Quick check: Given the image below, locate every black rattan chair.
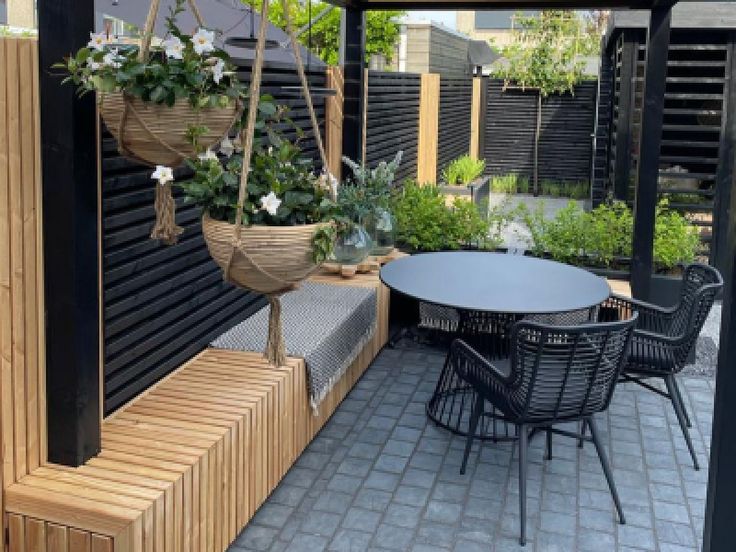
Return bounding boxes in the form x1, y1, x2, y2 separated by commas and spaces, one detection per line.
450, 315, 638, 546
601, 263, 723, 470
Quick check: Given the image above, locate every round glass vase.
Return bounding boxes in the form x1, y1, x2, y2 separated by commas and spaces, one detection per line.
363, 207, 396, 256
332, 224, 373, 265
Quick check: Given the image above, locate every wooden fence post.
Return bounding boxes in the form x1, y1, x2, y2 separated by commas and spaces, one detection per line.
417, 73, 440, 185
470, 77, 482, 160
325, 67, 344, 180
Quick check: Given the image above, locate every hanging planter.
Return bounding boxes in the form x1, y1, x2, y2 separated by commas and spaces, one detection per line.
181, 0, 338, 367
56, 0, 246, 244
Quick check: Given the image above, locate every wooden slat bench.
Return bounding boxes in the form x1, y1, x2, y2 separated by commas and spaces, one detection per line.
5, 273, 389, 552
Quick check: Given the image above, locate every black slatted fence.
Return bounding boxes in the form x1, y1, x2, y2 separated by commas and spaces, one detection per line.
365, 71, 420, 183
437, 77, 473, 177
484, 79, 597, 183
101, 61, 326, 414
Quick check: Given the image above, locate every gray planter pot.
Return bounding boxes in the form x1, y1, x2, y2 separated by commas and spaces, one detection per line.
438, 175, 491, 217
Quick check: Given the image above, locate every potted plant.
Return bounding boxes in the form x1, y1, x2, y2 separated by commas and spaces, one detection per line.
57, 0, 245, 243
438, 155, 490, 214
517, 199, 702, 307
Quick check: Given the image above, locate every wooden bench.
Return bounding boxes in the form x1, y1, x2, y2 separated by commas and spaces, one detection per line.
4, 273, 389, 552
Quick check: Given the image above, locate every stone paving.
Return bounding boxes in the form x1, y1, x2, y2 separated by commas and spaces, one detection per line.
228, 342, 715, 552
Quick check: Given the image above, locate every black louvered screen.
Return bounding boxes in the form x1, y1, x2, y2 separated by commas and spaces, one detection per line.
483, 79, 597, 184
101, 61, 326, 414
437, 77, 473, 178
365, 71, 420, 183
591, 55, 613, 206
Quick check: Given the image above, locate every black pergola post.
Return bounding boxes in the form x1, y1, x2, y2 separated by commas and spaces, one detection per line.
341, 6, 366, 166
612, 31, 637, 201
38, 0, 101, 465
630, 4, 673, 300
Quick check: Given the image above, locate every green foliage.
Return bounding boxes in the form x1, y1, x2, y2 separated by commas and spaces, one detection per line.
56, 0, 244, 109
392, 182, 510, 252
265, 0, 404, 65
654, 200, 701, 269
492, 11, 593, 96
490, 174, 587, 198
490, 174, 529, 194
441, 155, 486, 186
518, 199, 699, 270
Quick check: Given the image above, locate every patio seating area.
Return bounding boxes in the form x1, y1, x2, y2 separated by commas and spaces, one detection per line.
229, 342, 715, 552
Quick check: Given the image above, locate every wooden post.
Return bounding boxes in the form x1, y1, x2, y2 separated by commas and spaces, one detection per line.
38, 0, 101, 466
417, 73, 440, 185
324, 66, 344, 180
340, 7, 365, 168
469, 77, 482, 159
630, 4, 673, 300
704, 152, 736, 552
613, 32, 637, 201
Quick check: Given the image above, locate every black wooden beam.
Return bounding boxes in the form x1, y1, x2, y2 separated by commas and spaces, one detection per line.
703, 132, 736, 552
613, 32, 637, 201
630, 4, 672, 300
711, 31, 736, 277
38, 0, 101, 465
340, 6, 365, 166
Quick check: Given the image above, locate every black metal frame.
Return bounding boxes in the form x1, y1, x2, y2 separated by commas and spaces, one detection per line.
449, 314, 637, 545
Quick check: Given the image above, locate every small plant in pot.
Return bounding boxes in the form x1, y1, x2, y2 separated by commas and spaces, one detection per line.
438, 155, 490, 212
340, 152, 403, 256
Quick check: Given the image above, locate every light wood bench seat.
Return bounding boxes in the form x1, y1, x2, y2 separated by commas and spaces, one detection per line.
5, 274, 389, 552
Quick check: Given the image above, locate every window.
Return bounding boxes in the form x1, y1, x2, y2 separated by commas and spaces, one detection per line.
0, 0, 7, 25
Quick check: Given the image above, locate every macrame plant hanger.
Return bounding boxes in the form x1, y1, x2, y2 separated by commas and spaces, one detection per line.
139, 0, 206, 244
225, 0, 330, 367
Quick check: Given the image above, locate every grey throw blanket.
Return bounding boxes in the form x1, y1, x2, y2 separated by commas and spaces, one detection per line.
211, 282, 377, 413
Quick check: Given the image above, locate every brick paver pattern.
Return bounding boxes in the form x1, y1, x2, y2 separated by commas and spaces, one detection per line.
228, 346, 713, 552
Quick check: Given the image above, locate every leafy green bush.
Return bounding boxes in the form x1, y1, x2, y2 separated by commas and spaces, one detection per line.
490, 174, 525, 194
518, 199, 698, 271
442, 155, 486, 186
392, 182, 509, 251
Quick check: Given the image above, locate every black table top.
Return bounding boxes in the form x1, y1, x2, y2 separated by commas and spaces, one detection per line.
379, 252, 611, 314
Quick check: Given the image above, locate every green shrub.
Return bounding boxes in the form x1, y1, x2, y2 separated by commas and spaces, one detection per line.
442, 155, 486, 186
517, 199, 699, 270
392, 182, 509, 251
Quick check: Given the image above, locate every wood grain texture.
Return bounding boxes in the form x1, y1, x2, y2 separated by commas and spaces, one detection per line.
470, 78, 482, 160
6, 272, 388, 552
325, 67, 344, 180
417, 73, 440, 185
0, 38, 45, 552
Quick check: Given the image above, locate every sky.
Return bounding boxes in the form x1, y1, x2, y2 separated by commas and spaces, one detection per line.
402, 10, 457, 29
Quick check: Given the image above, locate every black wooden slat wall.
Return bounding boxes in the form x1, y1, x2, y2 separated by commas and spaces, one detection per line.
484, 78, 597, 183
592, 55, 613, 206
437, 77, 473, 176
101, 61, 326, 414
365, 71, 420, 183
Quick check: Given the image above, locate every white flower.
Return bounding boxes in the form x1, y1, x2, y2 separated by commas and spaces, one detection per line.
87, 32, 109, 51
163, 36, 184, 60
211, 58, 225, 84
102, 48, 123, 69
198, 149, 218, 162
192, 28, 215, 55
86, 56, 102, 71
259, 192, 282, 216
151, 165, 174, 185
219, 137, 235, 157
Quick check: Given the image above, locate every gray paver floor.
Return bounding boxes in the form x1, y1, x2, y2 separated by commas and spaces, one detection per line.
229, 343, 714, 552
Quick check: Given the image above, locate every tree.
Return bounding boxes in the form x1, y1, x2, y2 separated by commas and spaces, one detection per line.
255, 0, 404, 66
493, 10, 594, 96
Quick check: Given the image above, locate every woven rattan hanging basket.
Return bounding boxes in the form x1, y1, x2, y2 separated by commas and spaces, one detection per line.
100, 92, 242, 167
203, 214, 326, 295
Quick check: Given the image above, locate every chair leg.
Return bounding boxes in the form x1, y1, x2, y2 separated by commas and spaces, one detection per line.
460, 393, 484, 475
578, 420, 586, 448
587, 417, 626, 525
546, 428, 553, 460
670, 375, 692, 428
518, 424, 528, 546
665, 376, 700, 470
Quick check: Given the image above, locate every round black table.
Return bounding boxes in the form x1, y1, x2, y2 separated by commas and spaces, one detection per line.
380, 252, 611, 439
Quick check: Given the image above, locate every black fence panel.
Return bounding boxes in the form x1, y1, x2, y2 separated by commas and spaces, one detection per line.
483, 78, 597, 184
365, 71, 420, 183
437, 77, 473, 179
101, 62, 326, 415
592, 52, 615, 206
